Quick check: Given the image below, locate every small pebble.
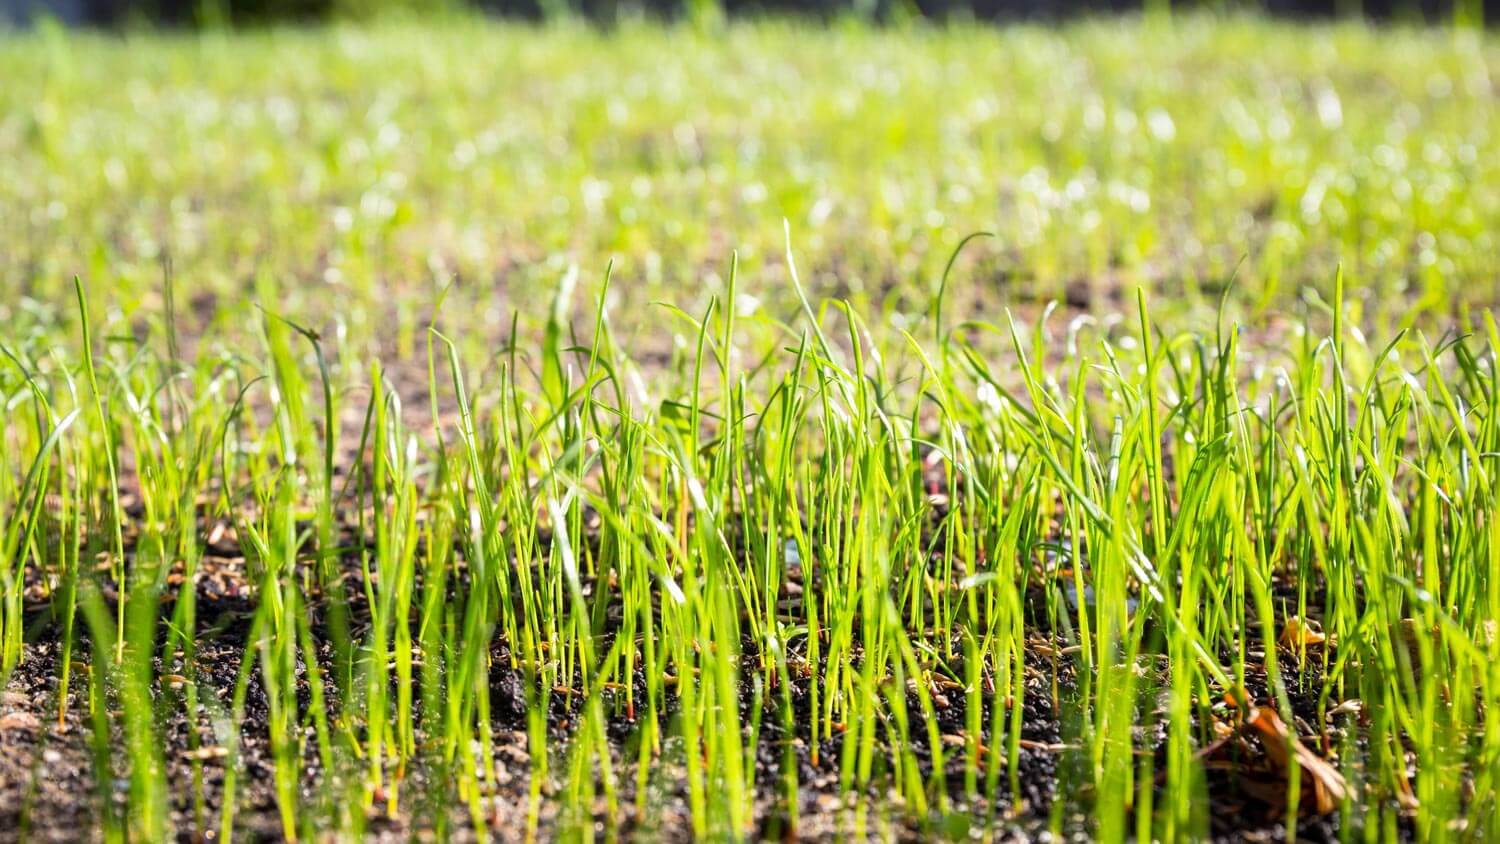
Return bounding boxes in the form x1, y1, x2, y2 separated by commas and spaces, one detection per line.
0, 711, 42, 731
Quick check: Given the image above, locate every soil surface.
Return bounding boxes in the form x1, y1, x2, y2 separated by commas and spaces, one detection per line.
0, 494, 1363, 843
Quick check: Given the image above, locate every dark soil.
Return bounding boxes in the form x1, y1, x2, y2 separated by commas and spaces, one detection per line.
0, 497, 1371, 844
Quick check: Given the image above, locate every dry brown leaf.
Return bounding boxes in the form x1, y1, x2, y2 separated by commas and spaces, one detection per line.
1279, 616, 1326, 648
1242, 703, 1350, 814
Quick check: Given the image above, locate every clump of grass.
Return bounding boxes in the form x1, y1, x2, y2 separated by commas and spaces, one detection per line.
4, 229, 1500, 840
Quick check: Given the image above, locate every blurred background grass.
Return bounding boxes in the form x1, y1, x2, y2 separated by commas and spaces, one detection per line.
3, 15, 1496, 362
3, 0, 1494, 26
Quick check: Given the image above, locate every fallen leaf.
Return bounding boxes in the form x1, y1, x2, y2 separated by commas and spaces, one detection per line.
1241, 703, 1350, 814
1279, 616, 1326, 648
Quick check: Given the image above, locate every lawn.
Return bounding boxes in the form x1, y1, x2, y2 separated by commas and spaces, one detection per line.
1, 12, 1499, 842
